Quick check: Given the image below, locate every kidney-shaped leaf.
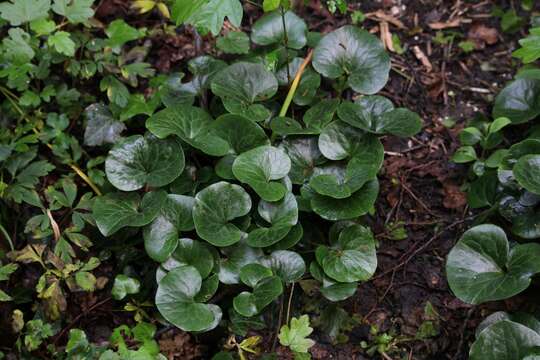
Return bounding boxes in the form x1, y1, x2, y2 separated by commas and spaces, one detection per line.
470, 320, 540, 360
93, 191, 166, 236
338, 97, 422, 137
156, 265, 222, 332
218, 242, 264, 284
105, 134, 184, 191
514, 154, 540, 194
146, 105, 230, 156
233, 276, 283, 317
164, 238, 216, 279
280, 137, 326, 185
84, 103, 126, 146
193, 182, 252, 247
232, 146, 291, 201
446, 224, 540, 304
251, 10, 307, 49
493, 78, 540, 124
247, 192, 298, 247
312, 25, 390, 95
211, 114, 270, 155
262, 250, 305, 283
143, 194, 195, 262
316, 224, 377, 283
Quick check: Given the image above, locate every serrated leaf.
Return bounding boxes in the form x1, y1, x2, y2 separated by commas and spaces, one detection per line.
278, 315, 315, 353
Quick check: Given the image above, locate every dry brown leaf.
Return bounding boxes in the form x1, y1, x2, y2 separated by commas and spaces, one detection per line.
428, 18, 463, 30
380, 21, 395, 52
467, 23, 498, 47
366, 9, 406, 29
412, 46, 433, 72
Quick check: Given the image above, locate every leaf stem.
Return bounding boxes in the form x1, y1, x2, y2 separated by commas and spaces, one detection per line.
69, 164, 102, 196
0, 222, 14, 252
280, 6, 291, 84
285, 282, 295, 324
279, 49, 313, 117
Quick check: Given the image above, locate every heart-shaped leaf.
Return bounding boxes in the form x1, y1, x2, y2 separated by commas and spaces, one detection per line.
162, 238, 215, 279
318, 121, 384, 161
93, 191, 166, 236
446, 224, 540, 304
155, 266, 222, 332
193, 182, 252, 246
493, 78, 540, 124
83, 103, 126, 146
251, 11, 307, 49
247, 192, 298, 247
499, 193, 540, 240
280, 137, 326, 184
338, 97, 422, 137
310, 179, 379, 221
310, 262, 357, 302
218, 242, 264, 284
211, 114, 270, 155
146, 105, 230, 156
476, 312, 540, 337
514, 154, 540, 194
316, 224, 377, 283
143, 194, 195, 262
105, 134, 184, 191
233, 276, 283, 317
232, 146, 291, 201
211, 62, 278, 121
470, 320, 540, 360
262, 250, 305, 283
312, 25, 390, 94
239, 263, 273, 288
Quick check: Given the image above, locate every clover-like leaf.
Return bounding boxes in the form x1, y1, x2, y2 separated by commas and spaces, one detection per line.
146, 105, 230, 156
211, 62, 278, 122
493, 78, 540, 124
143, 195, 195, 262
338, 97, 422, 137
470, 320, 540, 360
247, 192, 298, 247
318, 121, 384, 161
111, 274, 140, 300
310, 179, 379, 221
251, 11, 307, 49
446, 224, 540, 304
232, 146, 291, 202
514, 155, 540, 194
193, 182, 252, 247
156, 266, 222, 332
262, 250, 305, 283
233, 276, 283, 317
316, 224, 377, 283
312, 25, 390, 94
93, 191, 166, 236
105, 134, 184, 191
83, 103, 126, 146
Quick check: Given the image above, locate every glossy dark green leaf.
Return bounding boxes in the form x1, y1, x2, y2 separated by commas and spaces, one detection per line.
239, 263, 273, 287
143, 194, 195, 262
310, 179, 379, 221
320, 282, 357, 302
93, 191, 166, 236
470, 320, 540, 360
105, 134, 184, 191
312, 25, 390, 94
232, 146, 291, 202
146, 105, 230, 156
158, 73, 196, 107
476, 312, 540, 337
169, 238, 215, 279
83, 103, 126, 146
280, 137, 326, 184
211, 114, 269, 154
251, 11, 307, 49
262, 250, 305, 283
155, 266, 222, 332
193, 182, 252, 246
318, 121, 384, 161
211, 62, 278, 120
514, 154, 540, 194
247, 192, 298, 247
493, 78, 540, 124
233, 276, 283, 317
303, 99, 340, 133
218, 242, 264, 284
446, 224, 540, 304
268, 223, 303, 251
216, 31, 250, 54
317, 225, 377, 283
